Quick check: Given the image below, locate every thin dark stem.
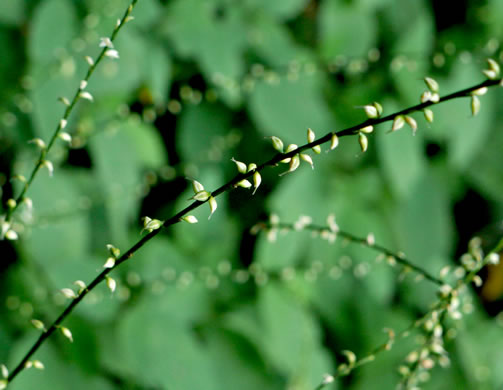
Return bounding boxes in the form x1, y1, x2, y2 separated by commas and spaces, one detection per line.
6, 75, 502, 384
259, 221, 444, 285
314, 238, 503, 390
4, 0, 138, 225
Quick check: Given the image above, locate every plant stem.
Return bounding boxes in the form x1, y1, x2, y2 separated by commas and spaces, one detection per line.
3, 0, 138, 225
256, 221, 444, 285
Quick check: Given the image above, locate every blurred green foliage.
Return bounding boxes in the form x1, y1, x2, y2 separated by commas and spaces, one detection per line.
1, 0, 503, 389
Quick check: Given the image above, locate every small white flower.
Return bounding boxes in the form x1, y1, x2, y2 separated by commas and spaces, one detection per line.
1, 219, 10, 239
360, 125, 374, 134
391, 115, 405, 132
105, 49, 120, 59
252, 171, 261, 195
60, 326, 73, 342
60, 119, 68, 129
247, 163, 257, 172
208, 196, 217, 219
424, 77, 439, 93
80, 80, 88, 90
312, 144, 321, 154
106, 244, 120, 258
231, 157, 247, 174
41, 160, 54, 177
60, 288, 77, 299
32, 360, 44, 370
73, 280, 87, 293
79, 91, 94, 101
342, 350, 357, 366
471, 95, 481, 116
106, 276, 116, 293
362, 105, 378, 118
236, 179, 252, 188
141, 217, 163, 233
103, 257, 115, 268
300, 153, 314, 169
307, 128, 315, 143
59, 96, 70, 106
487, 58, 500, 72
59, 132, 72, 143
28, 138, 46, 149
421, 90, 440, 103
471, 87, 488, 96
5, 230, 18, 241
1, 364, 8, 379
405, 116, 418, 135
192, 180, 204, 193
483, 69, 498, 80
358, 133, 368, 152
99, 37, 113, 48
6, 199, 16, 209
424, 108, 434, 123
192, 190, 211, 202
487, 252, 500, 265
279, 154, 300, 176
327, 214, 339, 232
270, 136, 284, 153
483, 58, 500, 79
85, 56, 94, 66
322, 374, 334, 385
285, 144, 298, 153
472, 275, 483, 287
373, 102, 383, 116
181, 215, 198, 224
12, 174, 26, 183
31, 319, 45, 330
439, 266, 450, 279
439, 284, 452, 297
329, 133, 339, 150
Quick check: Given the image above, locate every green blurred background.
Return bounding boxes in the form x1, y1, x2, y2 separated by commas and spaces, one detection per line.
1, 0, 503, 389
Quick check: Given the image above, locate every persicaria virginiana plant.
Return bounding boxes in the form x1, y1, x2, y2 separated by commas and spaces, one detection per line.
1, 1, 503, 389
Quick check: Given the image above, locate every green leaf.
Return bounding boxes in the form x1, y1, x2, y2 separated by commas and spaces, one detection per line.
131, 0, 164, 27
244, 0, 310, 20
0, 0, 26, 25
433, 60, 494, 170
178, 103, 233, 164
257, 283, 332, 383
248, 74, 334, 141
29, 0, 77, 63
162, 0, 247, 79
117, 293, 218, 390
22, 171, 93, 286
203, 328, 282, 390
393, 173, 453, 270
376, 107, 427, 199
389, 0, 434, 102
466, 120, 503, 202
89, 119, 165, 245
143, 41, 172, 107
318, 0, 377, 59
248, 14, 310, 65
